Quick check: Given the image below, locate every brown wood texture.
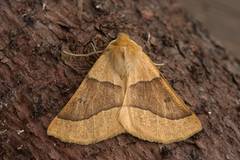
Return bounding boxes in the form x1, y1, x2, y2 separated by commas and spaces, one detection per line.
0, 0, 240, 159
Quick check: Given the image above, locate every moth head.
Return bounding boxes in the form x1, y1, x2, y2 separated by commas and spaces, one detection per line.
106, 33, 143, 61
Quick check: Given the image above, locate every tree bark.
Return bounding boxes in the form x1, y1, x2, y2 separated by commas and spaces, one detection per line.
0, 0, 240, 159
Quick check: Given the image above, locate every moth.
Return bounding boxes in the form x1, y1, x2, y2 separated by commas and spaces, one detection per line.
47, 33, 202, 145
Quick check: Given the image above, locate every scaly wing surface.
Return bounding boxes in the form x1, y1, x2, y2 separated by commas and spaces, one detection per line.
47, 52, 125, 145
119, 52, 202, 144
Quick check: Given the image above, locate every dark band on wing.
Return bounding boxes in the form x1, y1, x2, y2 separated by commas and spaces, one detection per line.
127, 77, 192, 120
58, 77, 124, 121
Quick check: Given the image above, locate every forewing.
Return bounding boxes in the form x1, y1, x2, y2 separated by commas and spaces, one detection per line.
47, 53, 125, 145
119, 52, 202, 144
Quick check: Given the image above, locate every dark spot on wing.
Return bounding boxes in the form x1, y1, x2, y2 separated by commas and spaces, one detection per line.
164, 97, 172, 103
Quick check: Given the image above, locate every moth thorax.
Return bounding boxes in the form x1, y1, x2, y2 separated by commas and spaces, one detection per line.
107, 48, 126, 78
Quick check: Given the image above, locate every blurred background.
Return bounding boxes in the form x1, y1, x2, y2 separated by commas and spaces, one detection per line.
177, 0, 240, 58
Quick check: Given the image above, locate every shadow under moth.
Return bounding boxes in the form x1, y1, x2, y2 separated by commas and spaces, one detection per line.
47, 33, 202, 145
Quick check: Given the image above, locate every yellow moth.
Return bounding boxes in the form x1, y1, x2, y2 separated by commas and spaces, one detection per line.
47, 33, 202, 145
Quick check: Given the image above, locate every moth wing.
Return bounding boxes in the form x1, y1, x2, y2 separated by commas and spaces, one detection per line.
119, 52, 202, 144
47, 52, 125, 145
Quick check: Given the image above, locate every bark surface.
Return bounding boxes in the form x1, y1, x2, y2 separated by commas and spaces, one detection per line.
0, 0, 240, 159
